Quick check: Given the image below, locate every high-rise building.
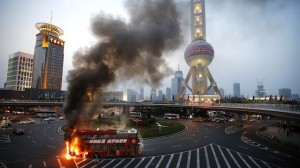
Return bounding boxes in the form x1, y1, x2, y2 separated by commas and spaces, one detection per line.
278, 88, 291, 98
171, 69, 184, 97
233, 82, 240, 97
166, 87, 171, 100
158, 90, 163, 100
32, 22, 65, 90
150, 88, 156, 101
256, 82, 267, 98
139, 88, 144, 101
4, 52, 33, 91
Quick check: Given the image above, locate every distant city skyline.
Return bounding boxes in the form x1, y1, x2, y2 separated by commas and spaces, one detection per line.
0, 0, 299, 97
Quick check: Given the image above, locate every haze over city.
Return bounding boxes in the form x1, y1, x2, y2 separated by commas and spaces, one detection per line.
0, 0, 299, 96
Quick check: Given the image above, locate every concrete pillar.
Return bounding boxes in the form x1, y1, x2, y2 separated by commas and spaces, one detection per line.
235, 113, 244, 127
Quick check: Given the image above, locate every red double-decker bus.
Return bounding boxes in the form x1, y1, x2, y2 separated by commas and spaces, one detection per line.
66, 129, 141, 158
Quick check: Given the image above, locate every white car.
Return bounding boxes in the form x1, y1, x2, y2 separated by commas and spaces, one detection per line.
19, 120, 35, 124
44, 117, 56, 121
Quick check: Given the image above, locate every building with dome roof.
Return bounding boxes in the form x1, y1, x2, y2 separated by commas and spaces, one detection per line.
177, 0, 221, 101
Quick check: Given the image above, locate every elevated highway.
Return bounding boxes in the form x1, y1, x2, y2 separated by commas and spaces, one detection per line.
1, 101, 300, 121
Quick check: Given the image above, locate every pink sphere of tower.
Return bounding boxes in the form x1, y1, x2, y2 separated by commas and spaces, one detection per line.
184, 39, 214, 67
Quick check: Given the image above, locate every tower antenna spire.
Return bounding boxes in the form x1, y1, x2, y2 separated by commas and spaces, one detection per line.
50, 11, 52, 24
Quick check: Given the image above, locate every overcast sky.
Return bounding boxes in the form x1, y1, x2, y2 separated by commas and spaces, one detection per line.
0, 0, 299, 97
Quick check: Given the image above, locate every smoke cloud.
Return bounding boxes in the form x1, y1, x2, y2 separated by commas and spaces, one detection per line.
63, 0, 183, 130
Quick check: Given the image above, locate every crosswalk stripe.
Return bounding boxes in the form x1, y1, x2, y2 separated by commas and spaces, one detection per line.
226, 148, 241, 168
102, 159, 115, 168
145, 157, 155, 168
134, 158, 145, 168
112, 159, 125, 168
123, 159, 135, 168
155, 155, 165, 168
197, 148, 200, 168
176, 152, 183, 168
237, 152, 251, 168
186, 151, 191, 168
217, 145, 230, 168
248, 156, 261, 168
262, 161, 272, 168
211, 144, 221, 168
204, 146, 210, 168
166, 154, 174, 168
90, 160, 105, 168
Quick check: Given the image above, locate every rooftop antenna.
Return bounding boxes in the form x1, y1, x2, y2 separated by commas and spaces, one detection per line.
50, 11, 53, 24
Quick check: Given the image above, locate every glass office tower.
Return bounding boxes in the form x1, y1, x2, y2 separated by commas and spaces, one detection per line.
32, 22, 64, 90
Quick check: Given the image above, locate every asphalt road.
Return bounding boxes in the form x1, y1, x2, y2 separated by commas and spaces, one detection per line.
0, 119, 299, 168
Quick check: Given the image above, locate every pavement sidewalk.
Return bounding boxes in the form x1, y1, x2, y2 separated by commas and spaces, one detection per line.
259, 125, 300, 150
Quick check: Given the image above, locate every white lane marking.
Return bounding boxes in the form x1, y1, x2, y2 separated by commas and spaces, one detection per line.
134, 158, 145, 168
47, 146, 56, 149
248, 156, 261, 168
77, 159, 86, 165
123, 159, 135, 168
102, 159, 115, 168
217, 145, 230, 168
155, 155, 165, 168
145, 157, 155, 168
29, 164, 32, 168
81, 159, 98, 168
176, 152, 183, 168
32, 141, 37, 144
57, 158, 64, 168
173, 145, 182, 148
142, 149, 154, 152
43, 161, 46, 167
210, 144, 221, 168
197, 148, 200, 168
262, 161, 272, 168
193, 140, 199, 143
112, 159, 124, 168
90, 160, 105, 168
238, 145, 248, 150
226, 148, 241, 168
237, 152, 251, 168
204, 146, 210, 168
186, 150, 191, 168
166, 154, 174, 168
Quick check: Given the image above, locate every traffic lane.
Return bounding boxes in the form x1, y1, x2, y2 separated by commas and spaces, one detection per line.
215, 121, 300, 168
0, 120, 65, 163
141, 120, 222, 156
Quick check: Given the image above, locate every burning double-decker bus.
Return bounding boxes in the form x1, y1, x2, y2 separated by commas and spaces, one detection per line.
65, 128, 141, 159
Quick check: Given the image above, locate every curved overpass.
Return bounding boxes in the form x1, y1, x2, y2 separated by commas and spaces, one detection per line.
1, 101, 300, 121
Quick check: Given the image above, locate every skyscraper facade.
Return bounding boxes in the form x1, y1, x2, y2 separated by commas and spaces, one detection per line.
166, 87, 171, 100
4, 52, 33, 91
233, 82, 240, 97
32, 22, 64, 90
171, 70, 184, 97
278, 88, 291, 98
139, 88, 144, 101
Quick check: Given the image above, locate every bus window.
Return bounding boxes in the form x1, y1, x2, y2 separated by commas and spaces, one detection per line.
116, 144, 125, 150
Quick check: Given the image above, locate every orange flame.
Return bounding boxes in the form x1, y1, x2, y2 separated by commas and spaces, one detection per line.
64, 137, 88, 160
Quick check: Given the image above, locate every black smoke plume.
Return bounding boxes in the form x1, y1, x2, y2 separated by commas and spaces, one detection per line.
63, 0, 183, 131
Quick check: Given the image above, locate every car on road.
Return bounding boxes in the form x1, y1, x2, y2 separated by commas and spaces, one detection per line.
19, 120, 35, 124
13, 128, 25, 135
44, 117, 56, 121
1, 122, 12, 128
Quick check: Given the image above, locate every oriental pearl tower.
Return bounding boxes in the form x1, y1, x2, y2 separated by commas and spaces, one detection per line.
177, 0, 221, 100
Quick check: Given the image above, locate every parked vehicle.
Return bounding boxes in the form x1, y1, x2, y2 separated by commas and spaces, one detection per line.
13, 128, 25, 135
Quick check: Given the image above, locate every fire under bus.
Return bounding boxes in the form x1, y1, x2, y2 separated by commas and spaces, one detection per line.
66, 129, 141, 158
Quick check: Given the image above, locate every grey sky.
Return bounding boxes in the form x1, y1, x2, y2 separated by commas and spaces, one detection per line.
0, 0, 299, 97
